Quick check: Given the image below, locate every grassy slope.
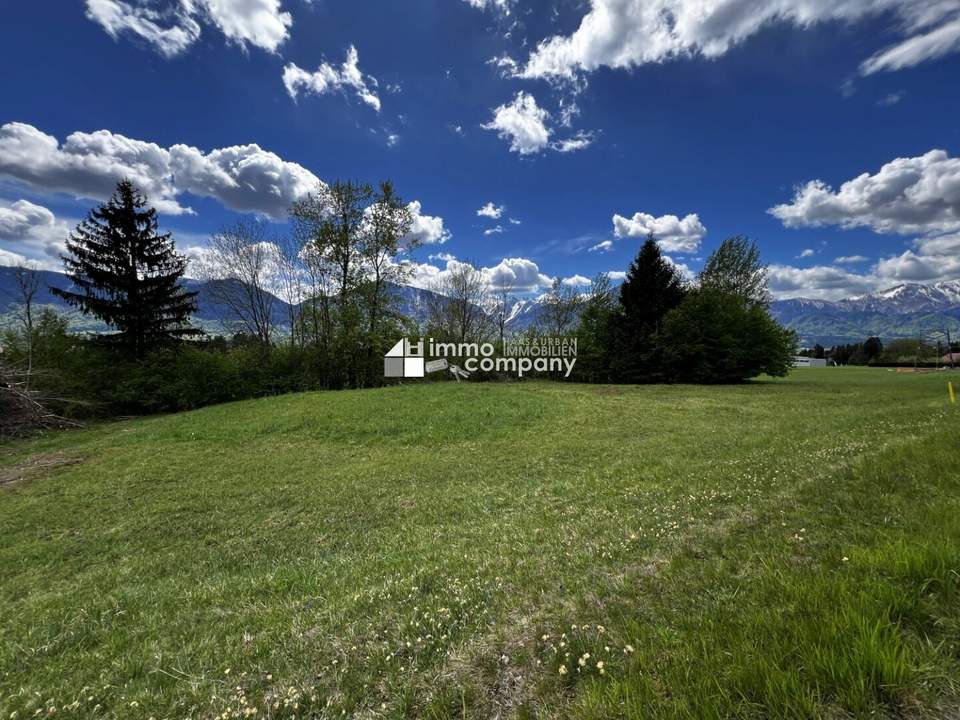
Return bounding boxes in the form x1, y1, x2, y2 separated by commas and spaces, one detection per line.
1, 369, 958, 719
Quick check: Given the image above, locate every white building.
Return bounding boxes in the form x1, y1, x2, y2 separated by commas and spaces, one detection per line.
793, 356, 827, 368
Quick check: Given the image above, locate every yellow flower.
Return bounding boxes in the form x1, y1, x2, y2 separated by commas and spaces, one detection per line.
558, 666, 567, 675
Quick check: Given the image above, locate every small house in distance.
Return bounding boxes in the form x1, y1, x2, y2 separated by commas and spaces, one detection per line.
793, 356, 827, 368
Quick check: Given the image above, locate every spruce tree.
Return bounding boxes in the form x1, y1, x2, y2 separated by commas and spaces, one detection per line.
607, 234, 687, 382
53, 180, 199, 357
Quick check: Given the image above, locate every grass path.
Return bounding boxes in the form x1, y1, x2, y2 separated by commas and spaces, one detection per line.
1, 369, 958, 718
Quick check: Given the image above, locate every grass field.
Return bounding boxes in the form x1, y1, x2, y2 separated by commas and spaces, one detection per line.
2, 369, 959, 719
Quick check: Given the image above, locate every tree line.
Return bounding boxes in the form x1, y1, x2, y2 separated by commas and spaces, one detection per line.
1, 179, 796, 421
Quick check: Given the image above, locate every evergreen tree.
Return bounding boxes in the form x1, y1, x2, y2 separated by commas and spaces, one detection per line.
53, 180, 198, 357
607, 234, 687, 382
574, 272, 617, 382
863, 336, 883, 360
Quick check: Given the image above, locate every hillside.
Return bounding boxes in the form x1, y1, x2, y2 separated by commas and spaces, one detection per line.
2, 371, 960, 718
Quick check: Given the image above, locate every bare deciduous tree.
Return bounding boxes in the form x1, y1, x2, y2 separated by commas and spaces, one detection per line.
196, 220, 279, 345
425, 261, 493, 343
13, 262, 40, 386
540, 278, 583, 335
489, 279, 516, 348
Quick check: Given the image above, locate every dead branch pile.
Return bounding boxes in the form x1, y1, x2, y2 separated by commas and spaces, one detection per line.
0, 363, 78, 439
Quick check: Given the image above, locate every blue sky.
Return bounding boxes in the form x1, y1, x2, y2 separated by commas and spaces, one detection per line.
1, 0, 959, 299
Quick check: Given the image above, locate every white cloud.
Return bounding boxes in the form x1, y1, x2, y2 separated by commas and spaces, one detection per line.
85, 0, 291, 57
462, 0, 512, 12
508, 217, 522, 225
484, 225, 504, 236
606, 270, 626, 281
589, 240, 613, 252
873, 249, 960, 282
283, 46, 381, 112
769, 149, 960, 236
0, 199, 72, 267
834, 254, 869, 263
663, 254, 694, 281
515, 0, 960, 82
553, 131, 595, 153
561, 274, 592, 286
861, 16, 960, 75
612, 211, 706, 253
403, 200, 450, 246
799, 248, 816, 258
477, 202, 504, 219
0, 122, 321, 219
482, 92, 593, 155
0, 247, 31, 268
768, 263, 880, 300
484, 257, 553, 290
404, 255, 552, 292
482, 92, 552, 155
877, 91, 904, 106
874, 232, 960, 283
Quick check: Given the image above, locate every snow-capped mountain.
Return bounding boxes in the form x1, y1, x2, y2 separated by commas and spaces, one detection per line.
770, 281, 960, 346
839, 281, 960, 313
3, 267, 959, 346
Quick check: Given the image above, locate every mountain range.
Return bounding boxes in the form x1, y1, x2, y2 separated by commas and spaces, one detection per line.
2, 266, 958, 347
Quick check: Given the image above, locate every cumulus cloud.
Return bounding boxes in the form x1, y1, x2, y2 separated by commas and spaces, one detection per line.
0, 122, 321, 219
768, 263, 880, 300
403, 200, 450, 246
482, 92, 593, 155
873, 249, 960, 282
663, 254, 694, 281
0, 247, 31, 268
873, 232, 960, 283
769, 149, 960, 236
561, 274, 592, 286
515, 0, 960, 82
612, 211, 706, 253
283, 46, 382, 112
482, 92, 552, 155
0, 199, 72, 266
477, 202, 504, 219
606, 270, 627, 281
404, 255, 552, 292
85, 0, 291, 57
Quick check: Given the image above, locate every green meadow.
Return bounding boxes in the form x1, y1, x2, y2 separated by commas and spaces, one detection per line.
2, 368, 959, 719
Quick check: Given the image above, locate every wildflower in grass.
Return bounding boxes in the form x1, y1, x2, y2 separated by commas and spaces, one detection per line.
558, 666, 567, 675
624, 644, 635, 654
597, 661, 605, 675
